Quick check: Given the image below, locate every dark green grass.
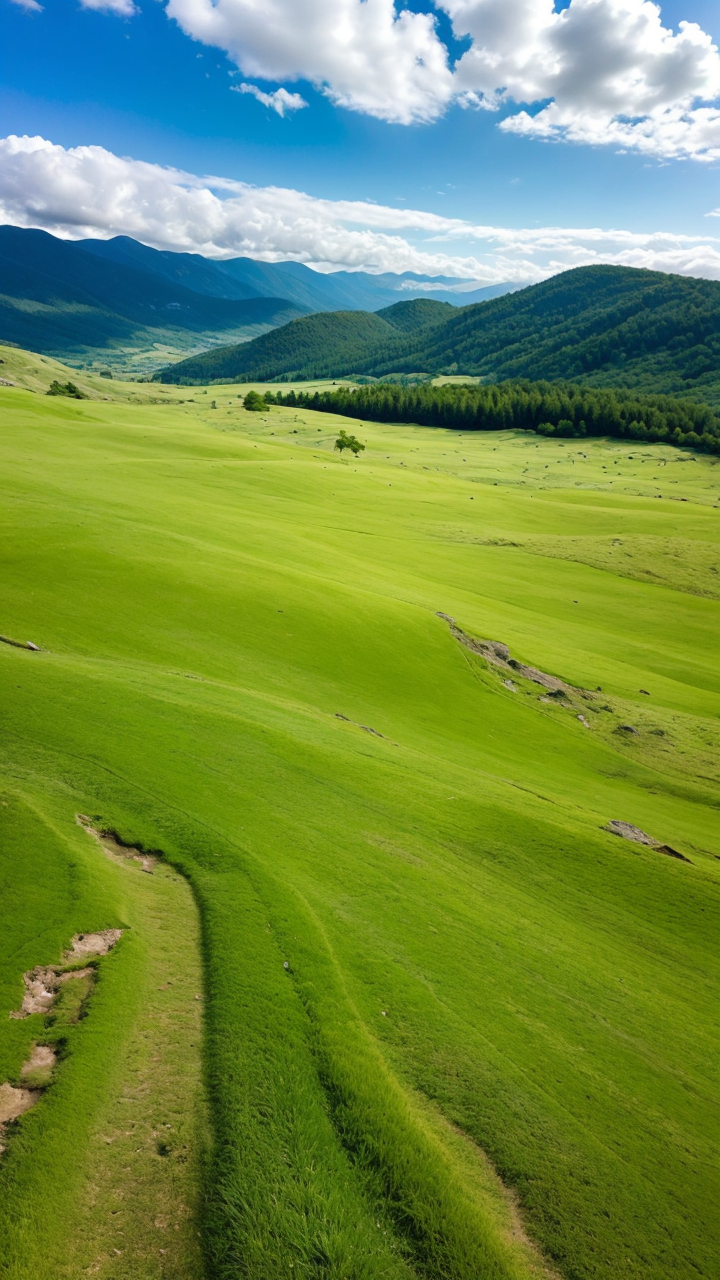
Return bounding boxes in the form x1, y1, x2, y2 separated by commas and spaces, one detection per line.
1, 379, 719, 1279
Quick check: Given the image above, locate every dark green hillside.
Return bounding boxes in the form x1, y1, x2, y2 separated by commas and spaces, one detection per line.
158, 300, 454, 384
158, 309, 397, 383
0, 226, 305, 357
375, 298, 455, 331
362, 266, 720, 402
159, 265, 720, 403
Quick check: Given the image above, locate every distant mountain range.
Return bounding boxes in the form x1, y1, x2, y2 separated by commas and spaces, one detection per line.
0, 226, 517, 374
157, 264, 720, 405
76, 235, 516, 311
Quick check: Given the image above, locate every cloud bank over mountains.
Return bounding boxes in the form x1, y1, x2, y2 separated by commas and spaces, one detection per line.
2, 134, 719, 282
98, 0, 720, 161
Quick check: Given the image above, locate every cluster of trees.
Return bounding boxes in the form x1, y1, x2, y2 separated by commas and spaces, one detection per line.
270, 380, 720, 454
243, 390, 267, 411
334, 429, 365, 455
47, 380, 87, 399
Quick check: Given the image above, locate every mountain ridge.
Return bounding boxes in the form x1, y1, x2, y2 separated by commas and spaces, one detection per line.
0, 226, 307, 367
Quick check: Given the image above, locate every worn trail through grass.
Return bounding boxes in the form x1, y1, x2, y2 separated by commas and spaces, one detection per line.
0, 802, 209, 1280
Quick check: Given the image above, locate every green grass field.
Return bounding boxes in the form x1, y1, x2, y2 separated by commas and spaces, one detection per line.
1, 354, 718, 1280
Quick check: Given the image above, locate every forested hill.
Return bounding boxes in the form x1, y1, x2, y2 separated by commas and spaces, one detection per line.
368, 266, 720, 398
157, 265, 720, 404
158, 300, 453, 384
374, 298, 456, 330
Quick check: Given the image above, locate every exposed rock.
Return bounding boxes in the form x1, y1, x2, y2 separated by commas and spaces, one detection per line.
0, 634, 41, 652
605, 821, 657, 845
507, 659, 570, 694
604, 821, 690, 862
438, 615, 573, 694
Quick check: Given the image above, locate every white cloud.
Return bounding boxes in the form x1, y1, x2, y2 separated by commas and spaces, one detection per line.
166, 0, 454, 125
161, 0, 720, 160
2, 134, 719, 283
8, 0, 43, 11
446, 0, 720, 160
78, 0, 137, 13
232, 83, 307, 116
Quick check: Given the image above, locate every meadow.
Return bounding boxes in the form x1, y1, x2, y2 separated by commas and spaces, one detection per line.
1, 349, 718, 1280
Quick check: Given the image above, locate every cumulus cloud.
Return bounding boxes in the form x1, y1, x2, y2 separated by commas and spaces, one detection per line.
160, 0, 720, 160
9, 0, 43, 11
2, 134, 719, 282
447, 0, 720, 160
166, 0, 454, 125
232, 83, 307, 116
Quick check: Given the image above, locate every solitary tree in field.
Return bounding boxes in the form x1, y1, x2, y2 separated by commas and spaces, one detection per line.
335, 429, 365, 456
243, 390, 266, 411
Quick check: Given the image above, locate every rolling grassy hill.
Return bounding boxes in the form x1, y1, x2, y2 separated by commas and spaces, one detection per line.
159, 265, 720, 404
0, 226, 307, 373
1, 348, 718, 1280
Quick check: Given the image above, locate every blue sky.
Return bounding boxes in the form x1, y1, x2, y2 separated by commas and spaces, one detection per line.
2, 0, 720, 282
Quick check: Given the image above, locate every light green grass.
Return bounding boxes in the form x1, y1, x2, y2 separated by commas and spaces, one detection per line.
1, 363, 718, 1280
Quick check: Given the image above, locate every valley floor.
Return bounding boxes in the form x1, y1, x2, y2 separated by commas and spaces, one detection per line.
1, 362, 718, 1280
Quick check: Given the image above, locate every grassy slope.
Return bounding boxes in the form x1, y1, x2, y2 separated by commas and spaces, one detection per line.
0, 369, 718, 1280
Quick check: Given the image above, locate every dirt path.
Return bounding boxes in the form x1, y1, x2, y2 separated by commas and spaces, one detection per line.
54, 830, 209, 1280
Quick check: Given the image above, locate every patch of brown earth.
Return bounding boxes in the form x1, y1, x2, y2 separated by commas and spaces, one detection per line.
21, 1043, 57, 1089
10, 935, 120, 1022
0, 1082, 43, 1154
10, 966, 59, 1018
77, 816, 157, 873
23, 1043, 56, 1073
65, 930, 123, 961
3, 929, 123, 1156
0, 1082, 41, 1125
